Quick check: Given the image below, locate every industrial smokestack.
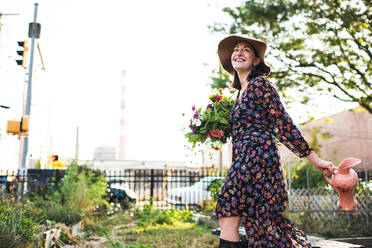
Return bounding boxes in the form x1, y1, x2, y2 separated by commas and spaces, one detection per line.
118, 70, 126, 160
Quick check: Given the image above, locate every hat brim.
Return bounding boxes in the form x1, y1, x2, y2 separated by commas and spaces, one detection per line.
218, 35, 271, 75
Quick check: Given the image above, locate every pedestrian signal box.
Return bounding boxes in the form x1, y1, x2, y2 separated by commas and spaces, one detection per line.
6, 120, 21, 135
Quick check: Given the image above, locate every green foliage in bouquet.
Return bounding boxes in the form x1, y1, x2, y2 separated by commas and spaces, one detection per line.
185, 89, 234, 149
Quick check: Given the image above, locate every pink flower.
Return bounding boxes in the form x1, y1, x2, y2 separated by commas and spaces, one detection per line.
193, 111, 198, 118
209, 129, 224, 138
207, 104, 212, 109
192, 105, 195, 111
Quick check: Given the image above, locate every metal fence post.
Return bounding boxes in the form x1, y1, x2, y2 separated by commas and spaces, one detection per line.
150, 169, 154, 205
306, 169, 310, 210
288, 161, 292, 219
365, 160, 369, 230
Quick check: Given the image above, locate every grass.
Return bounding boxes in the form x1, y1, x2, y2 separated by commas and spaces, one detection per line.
87, 206, 219, 248
113, 222, 218, 248
0, 198, 40, 248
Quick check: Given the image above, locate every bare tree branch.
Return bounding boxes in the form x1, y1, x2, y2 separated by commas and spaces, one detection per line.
333, 94, 354, 102
348, 30, 372, 61
333, 63, 371, 97
294, 62, 338, 85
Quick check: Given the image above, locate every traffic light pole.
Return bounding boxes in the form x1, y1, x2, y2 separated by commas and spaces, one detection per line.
20, 3, 39, 171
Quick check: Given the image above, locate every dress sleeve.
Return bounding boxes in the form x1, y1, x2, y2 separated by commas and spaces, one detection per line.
252, 77, 313, 158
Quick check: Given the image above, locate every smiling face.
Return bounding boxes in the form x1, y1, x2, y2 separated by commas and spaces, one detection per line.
231, 41, 261, 73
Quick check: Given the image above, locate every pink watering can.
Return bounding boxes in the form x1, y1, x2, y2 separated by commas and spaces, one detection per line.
323, 157, 361, 210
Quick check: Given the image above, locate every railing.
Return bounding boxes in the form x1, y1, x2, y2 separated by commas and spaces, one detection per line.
0, 167, 224, 210
1, 167, 371, 230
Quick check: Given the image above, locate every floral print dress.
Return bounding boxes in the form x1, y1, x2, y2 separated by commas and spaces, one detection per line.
215, 76, 313, 247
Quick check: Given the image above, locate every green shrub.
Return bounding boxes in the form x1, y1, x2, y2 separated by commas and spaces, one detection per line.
195, 178, 224, 216
290, 211, 371, 238
0, 199, 39, 248
84, 222, 110, 238
208, 178, 224, 202
29, 162, 110, 226
289, 162, 328, 189
134, 204, 193, 227
34, 200, 82, 226
51, 162, 109, 215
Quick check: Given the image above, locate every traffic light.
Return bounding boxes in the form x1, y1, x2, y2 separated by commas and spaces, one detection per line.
6, 116, 29, 136
51, 155, 59, 161
16, 40, 29, 69
21, 116, 29, 132
6, 120, 21, 135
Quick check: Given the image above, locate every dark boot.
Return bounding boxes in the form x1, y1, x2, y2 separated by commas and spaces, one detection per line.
219, 238, 244, 248
240, 240, 247, 248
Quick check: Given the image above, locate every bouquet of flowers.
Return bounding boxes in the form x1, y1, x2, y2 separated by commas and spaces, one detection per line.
184, 88, 234, 150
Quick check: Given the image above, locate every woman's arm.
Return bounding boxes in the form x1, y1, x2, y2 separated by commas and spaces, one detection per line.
250, 77, 335, 174
306, 150, 335, 176
250, 77, 312, 158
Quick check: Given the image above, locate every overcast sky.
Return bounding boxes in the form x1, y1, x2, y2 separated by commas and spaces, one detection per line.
0, 0, 357, 169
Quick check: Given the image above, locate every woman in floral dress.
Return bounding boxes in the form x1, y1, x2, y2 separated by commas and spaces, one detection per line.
215, 35, 335, 248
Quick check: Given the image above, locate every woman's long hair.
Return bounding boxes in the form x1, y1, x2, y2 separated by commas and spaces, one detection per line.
231, 62, 268, 90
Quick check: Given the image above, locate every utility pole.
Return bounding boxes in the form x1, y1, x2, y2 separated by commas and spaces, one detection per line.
20, 3, 41, 172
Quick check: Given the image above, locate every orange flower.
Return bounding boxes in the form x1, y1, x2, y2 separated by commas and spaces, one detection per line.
218, 88, 223, 93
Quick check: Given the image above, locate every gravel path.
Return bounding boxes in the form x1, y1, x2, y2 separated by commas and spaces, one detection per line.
308, 236, 368, 248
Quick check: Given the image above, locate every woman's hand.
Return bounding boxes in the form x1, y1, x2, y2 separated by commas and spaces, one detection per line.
306, 151, 336, 176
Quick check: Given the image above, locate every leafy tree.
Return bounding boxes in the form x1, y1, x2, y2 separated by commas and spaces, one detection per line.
211, 0, 372, 114
210, 63, 232, 90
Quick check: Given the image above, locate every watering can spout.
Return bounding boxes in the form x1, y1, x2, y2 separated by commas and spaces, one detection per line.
338, 157, 361, 170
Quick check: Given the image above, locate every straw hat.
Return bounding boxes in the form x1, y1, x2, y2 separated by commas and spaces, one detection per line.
218, 35, 271, 75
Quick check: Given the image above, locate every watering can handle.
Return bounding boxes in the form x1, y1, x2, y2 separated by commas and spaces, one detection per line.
323, 169, 337, 187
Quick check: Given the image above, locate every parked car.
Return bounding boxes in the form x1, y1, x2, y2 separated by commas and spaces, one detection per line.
107, 181, 137, 209
165, 176, 225, 209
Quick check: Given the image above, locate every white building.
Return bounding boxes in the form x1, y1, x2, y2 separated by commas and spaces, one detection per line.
93, 146, 117, 161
